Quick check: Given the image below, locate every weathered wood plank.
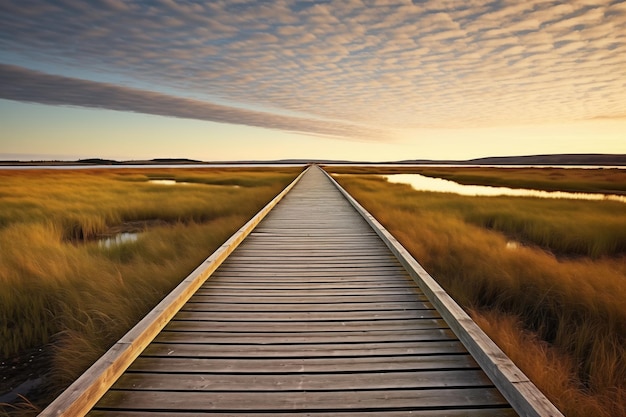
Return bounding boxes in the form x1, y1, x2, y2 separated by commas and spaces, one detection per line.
180, 301, 436, 312
233, 248, 387, 254
111, 370, 494, 391
128, 353, 478, 372
94, 387, 511, 411
195, 287, 422, 294
209, 271, 411, 278
174, 309, 440, 321
214, 265, 408, 271
90, 409, 518, 417
154, 328, 457, 344
187, 294, 426, 303
141, 340, 469, 358
198, 284, 419, 291
229, 250, 394, 258
164, 318, 448, 332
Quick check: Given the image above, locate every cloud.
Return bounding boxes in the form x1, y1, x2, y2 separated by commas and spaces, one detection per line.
0, 64, 387, 141
0, 0, 625, 131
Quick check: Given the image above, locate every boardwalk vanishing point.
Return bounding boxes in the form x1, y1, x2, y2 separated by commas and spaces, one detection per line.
41, 166, 563, 417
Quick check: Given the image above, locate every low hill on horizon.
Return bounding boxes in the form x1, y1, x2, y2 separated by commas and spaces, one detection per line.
1, 153, 624, 166
398, 153, 626, 166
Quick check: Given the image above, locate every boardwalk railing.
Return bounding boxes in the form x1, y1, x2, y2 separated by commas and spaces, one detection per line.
39, 166, 310, 417
322, 167, 563, 417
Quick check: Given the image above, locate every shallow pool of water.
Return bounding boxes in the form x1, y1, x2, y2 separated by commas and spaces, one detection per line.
0, 377, 42, 403
98, 232, 139, 248
147, 179, 240, 188
148, 179, 191, 185
506, 241, 521, 250
384, 174, 626, 203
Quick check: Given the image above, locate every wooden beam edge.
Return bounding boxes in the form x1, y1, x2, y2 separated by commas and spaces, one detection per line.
321, 167, 564, 417
38, 165, 310, 417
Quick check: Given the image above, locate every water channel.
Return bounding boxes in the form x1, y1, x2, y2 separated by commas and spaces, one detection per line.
148, 179, 187, 185
384, 174, 626, 203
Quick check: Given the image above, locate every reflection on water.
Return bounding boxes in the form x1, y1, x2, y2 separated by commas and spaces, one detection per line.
147, 179, 240, 188
0, 377, 43, 403
384, 174, 626, 203
98, 232, 139, 248
148, 179, 190, 185
506, 241, 520, 250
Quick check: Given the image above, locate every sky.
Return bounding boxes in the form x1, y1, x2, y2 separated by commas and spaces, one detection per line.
1, 0, 625, 162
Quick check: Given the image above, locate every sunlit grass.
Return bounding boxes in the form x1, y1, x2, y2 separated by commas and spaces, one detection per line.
328, 170, 626, 417
0, 167, 301, 412
472, 310, 626, 417
399, 190, 625, 258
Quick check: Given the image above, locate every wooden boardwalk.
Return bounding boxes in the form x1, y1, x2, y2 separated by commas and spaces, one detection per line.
83, 167, 517, 416
42, 166, 564, 416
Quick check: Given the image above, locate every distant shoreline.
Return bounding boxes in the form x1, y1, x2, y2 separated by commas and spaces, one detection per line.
1, 153, 625, 167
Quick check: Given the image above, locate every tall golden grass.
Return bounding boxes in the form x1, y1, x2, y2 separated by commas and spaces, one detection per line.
472, 310, 625, 417
0, 167, 301, 413
329, 171, 626, 417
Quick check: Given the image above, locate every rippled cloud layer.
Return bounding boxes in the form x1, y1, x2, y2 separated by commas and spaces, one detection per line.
0, 64, 385, 140
1, 0, 625, 140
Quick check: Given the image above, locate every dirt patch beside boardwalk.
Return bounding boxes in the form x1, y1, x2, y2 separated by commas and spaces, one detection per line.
1, 345, 52, 414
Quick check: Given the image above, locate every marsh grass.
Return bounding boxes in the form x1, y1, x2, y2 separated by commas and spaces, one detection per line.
472, 309, 626, 417
329, 171, 626, 417
411, 190, 625, 258
328, 165, 626, 194
0, 167, 301, 412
